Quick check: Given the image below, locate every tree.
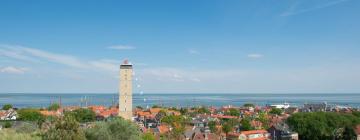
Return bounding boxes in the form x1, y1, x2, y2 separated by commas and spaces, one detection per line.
208, 121, 217, 133
287, 112, 360, 140
243, 103, 255, 108
152, 105, 161, 108
48, 103, 60, 111
179, 108, 188, 115
136, 106, 143, 110
269, 108, 282, 115
142, 132, 156, 140
225, 108, 240, 116
197, 107, 210, 114
256, 111, 269, 129
2, 104, 13, 110
240, 118, 253, 131
222, 123, 232, 137
18, 108, 45, 122
85, 117, 141, 140
43, 114, 86, 140
161, 115, 186, 140
66, 108, 96, 123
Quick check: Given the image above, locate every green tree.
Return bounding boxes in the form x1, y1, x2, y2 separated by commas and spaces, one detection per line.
208, 121, 217, 133
197, 107, 210, 114
48, 103, 60, 111
142, 132, 156, 140
269, 108, 282, 115
222, 123, 232, 137
225, 108, 240, 116
18, 108, 45, 122
85, 117, 141, 140
256, 111, 269, 129
66, 108, 96, 123
136, 106, 143, 110
243, 103, 255, 108
2, 104, 13, 110
152, 105, 161, 108
287, 112, 360, 140
240, 118, 253, 131
43, 114, 86, 140
161, 115, 186, 140
180, 108, 188, 115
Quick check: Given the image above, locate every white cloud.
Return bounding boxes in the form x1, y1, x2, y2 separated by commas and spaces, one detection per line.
20, 47, 88, 68
281, 0, 349, 16
107, 45, 135, 50
0, 66, 28, 74
247, 53, 263, 59
188, 49, 199, 54
0, 45, 122, 71
89, 59, 119, 72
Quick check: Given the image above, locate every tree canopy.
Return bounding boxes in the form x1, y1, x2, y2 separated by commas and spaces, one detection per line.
269, 108, 282, 115
43, 114, 86, 140
225, 108, 240, 116
287, 112, 360, 140
18, 108, 45, 122
85, 117, 141, 140
243, 103, 255, 108
65, 108, 96, 123
2, 104, 13, 110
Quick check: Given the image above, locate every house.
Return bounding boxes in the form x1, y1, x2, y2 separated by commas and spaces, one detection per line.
191, 131, 219, 140
267, 123, 298, 140
228, 130, 271, 140
302, 102, 327, 112
0, 109, 17, 120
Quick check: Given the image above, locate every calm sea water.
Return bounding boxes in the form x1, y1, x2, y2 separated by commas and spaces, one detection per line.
0, 93, 359, 108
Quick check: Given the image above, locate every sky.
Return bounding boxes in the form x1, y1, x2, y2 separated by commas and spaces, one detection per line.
0, 0, 359, 93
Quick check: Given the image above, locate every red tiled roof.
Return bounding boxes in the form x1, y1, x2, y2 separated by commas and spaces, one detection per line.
158, 125, 169, 134
241, 130, 268, 135
150, 108, 162, 114
211, 114, 237, 119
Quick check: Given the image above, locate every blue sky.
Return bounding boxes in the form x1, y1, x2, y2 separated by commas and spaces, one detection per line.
0, 0, 359, 93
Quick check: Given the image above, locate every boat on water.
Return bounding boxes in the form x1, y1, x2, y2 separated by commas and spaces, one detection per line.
270, 102, 290, 109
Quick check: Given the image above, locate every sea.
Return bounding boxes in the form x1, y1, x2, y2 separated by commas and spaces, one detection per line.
0, 93, 359, 109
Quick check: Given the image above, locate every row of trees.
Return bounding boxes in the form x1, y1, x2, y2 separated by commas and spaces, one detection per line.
287, 112, 360, 140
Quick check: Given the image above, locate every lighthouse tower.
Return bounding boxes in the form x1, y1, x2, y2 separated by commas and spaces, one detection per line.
118, 60, 133, 120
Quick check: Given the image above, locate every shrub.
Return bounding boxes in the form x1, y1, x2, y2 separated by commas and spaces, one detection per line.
42, 114, 86, 140
85, 117, 141, 140
47, 103, 60, 111
18, 108, 45, 122
4, 121, 12, 128
2, 104, 13, 110
66, 108, 96, 123
0, 129, 41, 140
269, 108, 282, 115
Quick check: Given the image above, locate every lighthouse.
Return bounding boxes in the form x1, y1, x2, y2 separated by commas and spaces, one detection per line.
118, 59, 133, 120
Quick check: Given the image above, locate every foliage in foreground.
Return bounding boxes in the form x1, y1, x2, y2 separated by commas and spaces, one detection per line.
42, 114, 86, 140
0, 129, 41, 140
85, 117, 141, 140
287, 112, 360, 140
